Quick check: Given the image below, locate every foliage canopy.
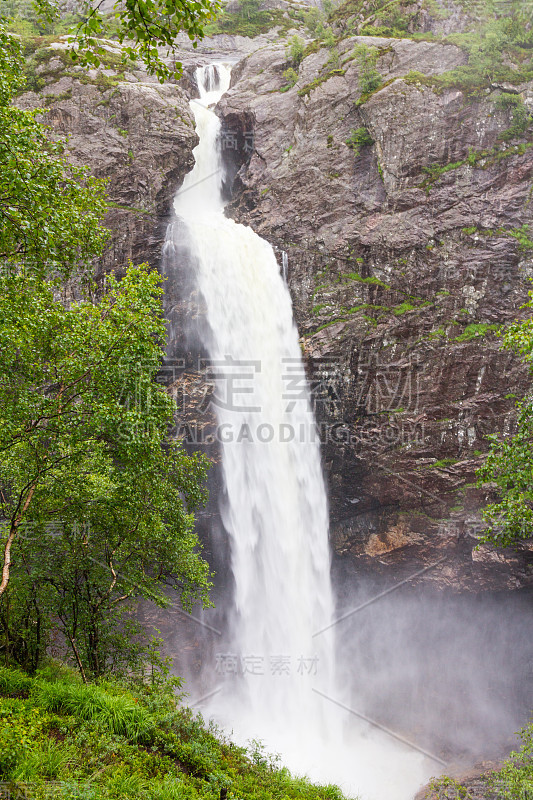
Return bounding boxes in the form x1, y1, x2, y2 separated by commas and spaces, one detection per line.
0, 267, 211, 677
0, 21, 211, 678
477, 294, 533, 547
0, 0, 220, 81
0, 28, 108, 279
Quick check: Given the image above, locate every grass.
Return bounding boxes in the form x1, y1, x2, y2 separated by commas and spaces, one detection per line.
306, 302, 389, 335
454, 323, 499, 342
44, 88, 72, 106
392, 301, 416, 315
0, 665, 353, 800
298, 67, 346, 98
311, 318, 350, 334
0, 666, 33, 697
417, 139, 533, 192
203, 6, 297, 37
428, 326, 446, 339
460, 224, 533, 252
35, 680, 153, 740
340, 272, 391, 288
424, 458, 459, 469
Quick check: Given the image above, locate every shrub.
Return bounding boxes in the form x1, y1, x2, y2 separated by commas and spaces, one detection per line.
35, 681, 153, 741
304, 7, 325, 35
0, 699, 45, 776
281, 67, 299, 91
287, 34, 305, 66
345, 126, 374, 154
496, 91, 524, 110
327, 46, 340, 67
489, 721, 533, 797
434, 720, 533, 798
507, 224, 533, 251
496, 92, 532, 140
353, 44, 383, 95
323, 26, 336, 47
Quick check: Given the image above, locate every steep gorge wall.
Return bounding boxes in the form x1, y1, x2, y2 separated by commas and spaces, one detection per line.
217, 32, 533, 589
20, 25, 533, 592
17, 45, 199, 274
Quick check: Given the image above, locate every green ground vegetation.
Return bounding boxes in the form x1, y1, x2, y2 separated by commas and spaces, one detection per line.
0, 665, 351, 800
454, 323, 499, 341
1, 0, 217, 81
405, 11, 533, 95
418, 137, 533, 193
325, 0, 533, 106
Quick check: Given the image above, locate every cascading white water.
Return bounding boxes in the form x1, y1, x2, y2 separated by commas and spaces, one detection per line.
165, 63, 436, 800
281, 250, 289, 283
173, 59, 336, 732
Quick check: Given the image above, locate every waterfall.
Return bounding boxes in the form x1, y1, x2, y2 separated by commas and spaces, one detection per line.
163, 63, 435, 800
172, 58, 335, 729
281, 250, 289, 283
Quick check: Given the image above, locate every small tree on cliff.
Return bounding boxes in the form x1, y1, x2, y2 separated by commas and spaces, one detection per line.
0, 28, 107, 277
353, 43, 382, 94
287, 34, 305, 67
239, 0, 260, 19
477, 291, 533, 546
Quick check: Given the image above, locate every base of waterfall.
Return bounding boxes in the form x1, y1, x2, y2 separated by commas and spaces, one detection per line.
205, 686, 437, 800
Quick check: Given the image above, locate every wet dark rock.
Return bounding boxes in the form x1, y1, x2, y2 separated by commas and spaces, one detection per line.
216, 33, 533, 590
21, 31, 533, 591
17, 51, 199, 274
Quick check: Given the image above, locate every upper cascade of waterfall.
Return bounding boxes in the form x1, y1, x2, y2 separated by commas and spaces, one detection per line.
202, 64, 220, 94
198, 63, 231, 104
173, 64, 231, 219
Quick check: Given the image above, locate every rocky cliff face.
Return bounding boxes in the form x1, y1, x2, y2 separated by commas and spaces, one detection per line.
20, 18, 533, 591
216, 30, 533, 589
17, 43, 199, 273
